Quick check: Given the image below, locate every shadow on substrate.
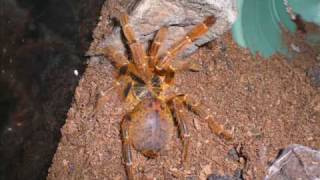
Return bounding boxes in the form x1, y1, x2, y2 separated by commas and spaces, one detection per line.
0, 0, 104, 179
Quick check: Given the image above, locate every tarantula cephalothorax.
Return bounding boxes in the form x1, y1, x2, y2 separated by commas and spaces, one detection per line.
98, 13, 233, 179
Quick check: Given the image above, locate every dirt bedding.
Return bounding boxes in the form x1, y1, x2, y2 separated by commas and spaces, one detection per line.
47, 25, 320, 179
48, 2, 320, 179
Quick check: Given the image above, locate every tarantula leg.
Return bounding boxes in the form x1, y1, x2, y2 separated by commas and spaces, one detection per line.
157, 16, 216, 69
95, 73, 131, 112
119, 12, 137, 44
121, 116, 135, 180
180, 95, 233, 140
116, 76, 132, 99
205, 115, 233, 141
94, 75, 132, 113
163, 67, 175, 84
96, 46, 129, 69
171, 98, 191, 164
170, 59, 202, 72
154, 60, 200, 87
149, 27, 168, 67
119, 13, 151, 80
129, 43, 152, 80
161, 60, 202, 85
96, 45, 146, 82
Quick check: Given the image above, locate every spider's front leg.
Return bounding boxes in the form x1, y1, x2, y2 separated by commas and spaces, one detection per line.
94, 75, 137, 114
157, 16, 216, 69
121, 115, 135, 180
95, 46, 144, 81
149, 27, 168, 67
119, 13, 151, 80
96, 46, 129, 69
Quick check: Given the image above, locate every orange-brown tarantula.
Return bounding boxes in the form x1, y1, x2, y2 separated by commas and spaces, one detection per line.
98, 12, 233, 179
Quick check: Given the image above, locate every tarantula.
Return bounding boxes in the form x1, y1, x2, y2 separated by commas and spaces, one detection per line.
98, 12, 233, 179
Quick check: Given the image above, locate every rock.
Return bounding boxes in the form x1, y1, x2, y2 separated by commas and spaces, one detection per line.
265, 144, 320, 180
207, 169, 243, 180
233, 169, 244, 180
227, 147, 240, 161
207, 174, 233, 180
307, 66, 320, 87
98, 0, 237, 58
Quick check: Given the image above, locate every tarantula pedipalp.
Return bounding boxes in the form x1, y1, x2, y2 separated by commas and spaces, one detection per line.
98, 13, 233, 179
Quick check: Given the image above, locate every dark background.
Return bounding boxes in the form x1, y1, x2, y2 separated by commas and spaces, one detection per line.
0, 0, 104, 179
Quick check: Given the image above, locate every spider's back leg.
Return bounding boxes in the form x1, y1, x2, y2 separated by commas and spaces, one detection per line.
121, 116, 134, 180
171, 97, 191, 164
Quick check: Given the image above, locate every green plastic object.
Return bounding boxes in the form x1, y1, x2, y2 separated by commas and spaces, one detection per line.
288, 0, 320, 25
232, 0, 296, 57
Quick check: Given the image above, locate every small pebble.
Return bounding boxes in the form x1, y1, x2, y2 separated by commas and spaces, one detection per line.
290, 43, 300, 53
307, 136, 314, 141
314, 103, 320, 112
170, 167, 178, 172
62, 159, 68, 166
74, 69, 79, 76
193, 118, 201, 130
227, 147, 240, 161
239, 157, 246, 165
197, 142, 202, 148
200, 164, 212, 180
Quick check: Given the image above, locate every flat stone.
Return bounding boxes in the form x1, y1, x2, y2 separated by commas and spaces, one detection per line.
99, 0, 237, 59
265, 144, 320, 180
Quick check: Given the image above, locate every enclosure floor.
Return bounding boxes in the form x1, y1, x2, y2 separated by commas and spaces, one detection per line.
47, 32, 320, 179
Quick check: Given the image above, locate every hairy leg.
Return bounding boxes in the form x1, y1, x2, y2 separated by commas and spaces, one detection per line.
96, 46, 129, 69
95, 45, 146, 83
159, 59, 201, 85
169, 59, 201, 72
119, 12, 137, 44
181, 95, 233, 140
121, 116, 134, 180
119, 12, 151, 80
164, 94, 233, 141
170, 97, 191, 165
156, 16, 216, 69
93, 75, 132, 114
149, 27, 168, 67
154, 59, 200, 87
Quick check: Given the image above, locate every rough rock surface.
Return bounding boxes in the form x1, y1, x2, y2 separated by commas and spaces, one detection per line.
265, 145, 320, 180
90, 0, 237, 58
